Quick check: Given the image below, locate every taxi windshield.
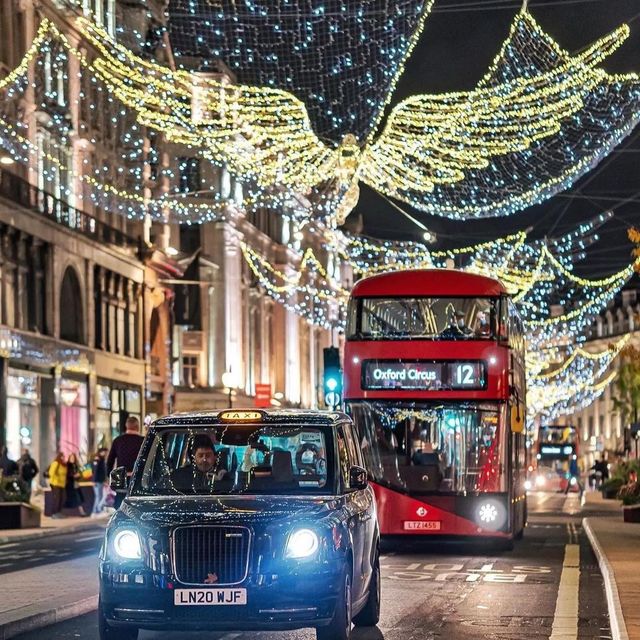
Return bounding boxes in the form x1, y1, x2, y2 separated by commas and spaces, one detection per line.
131, 425, 333, 496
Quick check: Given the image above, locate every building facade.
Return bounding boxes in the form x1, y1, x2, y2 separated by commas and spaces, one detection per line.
0, 0, 341, 476
558, 284, 640, 468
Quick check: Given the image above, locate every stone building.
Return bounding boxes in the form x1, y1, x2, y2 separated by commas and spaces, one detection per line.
0, 0, 172, 473
560, 281, 640, 468
0, 0, 341, 475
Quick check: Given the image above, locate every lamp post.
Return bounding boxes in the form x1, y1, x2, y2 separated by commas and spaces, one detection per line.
221, 371, 237, 408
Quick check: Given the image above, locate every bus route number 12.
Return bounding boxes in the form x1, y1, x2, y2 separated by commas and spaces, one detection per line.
454, 364, 476, 386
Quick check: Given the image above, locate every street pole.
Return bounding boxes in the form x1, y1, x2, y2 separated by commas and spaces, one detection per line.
228, 387, 233, 409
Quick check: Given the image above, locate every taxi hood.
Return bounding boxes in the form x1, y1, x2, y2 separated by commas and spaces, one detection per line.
119, 495, 340, 528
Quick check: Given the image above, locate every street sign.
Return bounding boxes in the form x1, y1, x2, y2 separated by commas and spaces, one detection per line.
254, 383, 272, 408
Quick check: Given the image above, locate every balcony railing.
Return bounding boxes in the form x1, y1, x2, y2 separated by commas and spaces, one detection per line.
0, 169, 138, 249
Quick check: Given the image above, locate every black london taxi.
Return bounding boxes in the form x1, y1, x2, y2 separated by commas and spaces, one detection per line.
99, 409, 380, 640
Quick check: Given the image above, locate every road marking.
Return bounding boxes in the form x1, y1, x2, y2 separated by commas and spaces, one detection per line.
549, 544, 580, 640
76, 534, 104, 542
0, 542, 19, 549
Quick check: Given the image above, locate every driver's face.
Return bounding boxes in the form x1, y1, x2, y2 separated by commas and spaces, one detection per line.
194, 447, 216, 472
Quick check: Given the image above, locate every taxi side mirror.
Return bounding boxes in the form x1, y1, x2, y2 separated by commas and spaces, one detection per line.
110, 466, 128, 492
349, 465, 368, 491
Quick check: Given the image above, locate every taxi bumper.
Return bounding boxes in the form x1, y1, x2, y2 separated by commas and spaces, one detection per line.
99, 565, 344, 631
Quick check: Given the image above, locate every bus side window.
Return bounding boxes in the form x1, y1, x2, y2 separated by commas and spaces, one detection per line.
498, 296, 509, 342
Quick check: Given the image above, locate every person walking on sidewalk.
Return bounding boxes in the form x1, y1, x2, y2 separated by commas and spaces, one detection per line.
47, 452, 67, 518
18, 448, 38, 501
564, 455, 584, 498
107, 416, 144, 509
64, 453, 87, 516
91, 447, 108, 516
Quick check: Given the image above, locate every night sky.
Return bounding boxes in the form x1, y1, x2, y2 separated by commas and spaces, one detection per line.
352, 0, 640, 277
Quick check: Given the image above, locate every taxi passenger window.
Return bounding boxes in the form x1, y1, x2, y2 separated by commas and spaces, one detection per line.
133, 426, 333, 496
336, 429, 351, 489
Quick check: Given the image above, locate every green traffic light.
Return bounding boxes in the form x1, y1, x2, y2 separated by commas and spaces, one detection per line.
326, 377, 338, 392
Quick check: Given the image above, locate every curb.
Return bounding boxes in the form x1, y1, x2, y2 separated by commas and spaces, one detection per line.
0, 521, 107, 545
583, 518, 629, 640
0, 595, 97, 640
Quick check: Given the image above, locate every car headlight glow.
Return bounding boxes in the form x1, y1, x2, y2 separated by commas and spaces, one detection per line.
475, 500, 507, 531
285, 528, 319, 559
535, 474, 546, 487
524, 480, 532, 491
113, 529, 142, 560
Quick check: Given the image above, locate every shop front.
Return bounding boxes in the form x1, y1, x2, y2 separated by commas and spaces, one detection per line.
94, 351, 145, 444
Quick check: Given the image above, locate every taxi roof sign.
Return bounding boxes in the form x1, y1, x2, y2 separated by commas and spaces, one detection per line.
218, 410, 264, 422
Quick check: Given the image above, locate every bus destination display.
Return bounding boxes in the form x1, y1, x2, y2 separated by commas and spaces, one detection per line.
362, 360, 486, 390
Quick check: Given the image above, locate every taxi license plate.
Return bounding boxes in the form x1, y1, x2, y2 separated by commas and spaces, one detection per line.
174, 588, 247, 606
403, 521, 441, 531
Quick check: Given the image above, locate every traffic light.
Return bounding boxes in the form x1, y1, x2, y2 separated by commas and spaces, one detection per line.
323, 347, 342, 409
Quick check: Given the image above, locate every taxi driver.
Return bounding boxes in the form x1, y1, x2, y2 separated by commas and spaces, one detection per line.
171, 434, 230, 492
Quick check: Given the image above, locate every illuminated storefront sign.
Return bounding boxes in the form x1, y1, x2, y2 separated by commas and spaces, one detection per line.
362, 360, 486, 390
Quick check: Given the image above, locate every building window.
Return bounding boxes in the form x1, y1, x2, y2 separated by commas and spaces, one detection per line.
178, 157, 201, 193
59, 377, 89, 458
60, 267, 85, 344
182, 355, 198, 388
96, 381, 142, 443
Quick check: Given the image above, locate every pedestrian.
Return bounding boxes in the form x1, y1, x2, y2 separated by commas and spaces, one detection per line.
0, 446, 18, 476
17, 448, 39, 501
91, 447, 109, 517
564, 455, 584, 498
64, 453, 87, 516
107, 416, 144, 509
47, 452, 67, 518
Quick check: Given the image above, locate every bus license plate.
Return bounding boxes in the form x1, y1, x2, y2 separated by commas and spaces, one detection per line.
174, 588, 247, 606
403, 521, 441, 531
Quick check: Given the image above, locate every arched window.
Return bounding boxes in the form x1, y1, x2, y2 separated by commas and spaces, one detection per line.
60, 267, 84, 344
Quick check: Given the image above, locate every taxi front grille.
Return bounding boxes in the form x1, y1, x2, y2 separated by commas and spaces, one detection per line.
172, 526, 251, 586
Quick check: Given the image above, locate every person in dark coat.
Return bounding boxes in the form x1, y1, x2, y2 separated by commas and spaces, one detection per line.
91, 447, 109, 516
18, 448, 39, 501
64, 453, 87, 515
107, 416, 144, 508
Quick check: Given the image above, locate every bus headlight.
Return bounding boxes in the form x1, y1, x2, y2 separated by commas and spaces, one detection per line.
285, 528, 319, 559
475, 500, 507, 531
113, 529, 142, 560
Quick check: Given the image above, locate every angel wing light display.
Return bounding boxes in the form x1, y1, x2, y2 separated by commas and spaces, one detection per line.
70, 10, 640, 223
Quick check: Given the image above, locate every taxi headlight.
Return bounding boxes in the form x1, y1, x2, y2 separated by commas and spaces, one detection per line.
113, 529, 142, 560
285, 528, 319, 559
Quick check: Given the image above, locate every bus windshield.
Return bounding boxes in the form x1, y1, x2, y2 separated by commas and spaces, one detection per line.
347, 297, 497, 340
347, 401, 506, 494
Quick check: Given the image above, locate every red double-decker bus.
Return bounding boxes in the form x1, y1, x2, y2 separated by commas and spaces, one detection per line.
343, 269, 527, 544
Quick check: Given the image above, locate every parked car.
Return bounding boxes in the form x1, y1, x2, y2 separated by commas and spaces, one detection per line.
99, 409, 380, 640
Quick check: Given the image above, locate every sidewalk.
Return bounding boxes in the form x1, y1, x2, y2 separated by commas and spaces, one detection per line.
0, 492, 110, 545
583, 491, 640, 640
0, 556, 98, 640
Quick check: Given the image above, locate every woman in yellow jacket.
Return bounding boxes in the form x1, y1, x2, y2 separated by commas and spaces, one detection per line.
48, 452, 67, 518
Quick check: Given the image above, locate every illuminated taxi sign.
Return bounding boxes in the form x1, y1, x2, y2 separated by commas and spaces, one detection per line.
218, 410, 264, 422
362, 360, 486, 391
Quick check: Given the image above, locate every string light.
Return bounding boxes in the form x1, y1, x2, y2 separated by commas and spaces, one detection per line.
67, 13, 640, 223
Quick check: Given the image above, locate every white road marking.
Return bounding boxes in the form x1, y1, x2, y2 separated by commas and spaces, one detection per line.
549, 544, 580, 640
76, 534, 104, 542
